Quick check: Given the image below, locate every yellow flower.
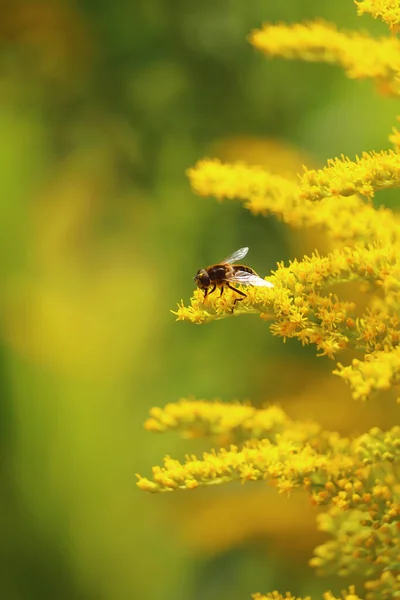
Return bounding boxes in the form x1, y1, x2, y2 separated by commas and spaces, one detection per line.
389, 124, 400, 151
249, 21, 400, 94
187, 157, 400, 245
301, 151, 400, 200
335, 348, 400, 400
174, 245, 400, 387
323, 586, 363, 600
356, 0, 400, 31
136, 437, 342, 493
253, 594, 312, 600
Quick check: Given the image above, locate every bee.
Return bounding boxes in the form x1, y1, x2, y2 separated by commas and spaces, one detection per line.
194, 247, 273, 308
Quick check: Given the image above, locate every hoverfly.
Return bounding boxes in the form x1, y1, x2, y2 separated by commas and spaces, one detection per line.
194, 247, 273, 307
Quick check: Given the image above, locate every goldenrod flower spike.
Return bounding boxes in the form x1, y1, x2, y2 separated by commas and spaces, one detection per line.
355, 425, 400, 464
253, 594, 312, 600
172, 284, 275, 324
301, 151, 400, 200
253, 588, 363, 600
187, 159, 298, 204
189, 151, 400, 204
136, 436, 354, 494
187, 157, 400, 245
356, 0, 400, 31
312, 503, 400, 594
175, 244, 400, 356
335, 347, 400, 401
144, 398, 322, 444
137, 414, 400, 534
174, 244, 400, 400
249, 21, 400, 94
145, 400, 288, 436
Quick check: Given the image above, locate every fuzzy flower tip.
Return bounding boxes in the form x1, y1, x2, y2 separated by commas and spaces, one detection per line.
335, 347, 400, 401
144, 398, 322, 445
249, 20, 400, 94
356, 0, 400, 31
253, 587, 363, 600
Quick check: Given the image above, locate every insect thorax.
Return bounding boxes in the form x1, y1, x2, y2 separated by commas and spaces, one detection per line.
207, 265, 228, 283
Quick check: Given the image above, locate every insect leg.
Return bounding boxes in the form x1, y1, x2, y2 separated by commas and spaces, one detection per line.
227, 283, 247, 308
220, 286, 224, 296
203, 285, 216, 302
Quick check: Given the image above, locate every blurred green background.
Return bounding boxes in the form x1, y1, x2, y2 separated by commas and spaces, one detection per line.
0, 1, 398, 599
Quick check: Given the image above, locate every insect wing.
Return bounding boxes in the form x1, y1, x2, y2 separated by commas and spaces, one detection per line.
222, 247, 249, 264
230, 270, 274, 288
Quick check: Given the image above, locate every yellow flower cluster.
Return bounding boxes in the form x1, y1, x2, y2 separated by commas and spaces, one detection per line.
175, 245, 400, 381
143, 398, 324, 445
136, 436, 352, 494
249, 21, 400, 95
312, 502, 400, 597
335, 348, 400, 400
356, 425, 400, 465
253, 594, 312, 600
187, 155, 400, 240
301, 151, 400, 200
137, 400, 400, 598
356, 0, 400, 30
138, 402, 398, 509
145, 399, 290, 439
141, 1, 400, 599
253, 587, 363, 600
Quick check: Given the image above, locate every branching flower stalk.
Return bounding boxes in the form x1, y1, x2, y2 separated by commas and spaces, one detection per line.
138, 2, 400, 599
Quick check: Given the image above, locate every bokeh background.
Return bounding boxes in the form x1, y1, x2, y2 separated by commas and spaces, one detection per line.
0, 1, 398, 599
